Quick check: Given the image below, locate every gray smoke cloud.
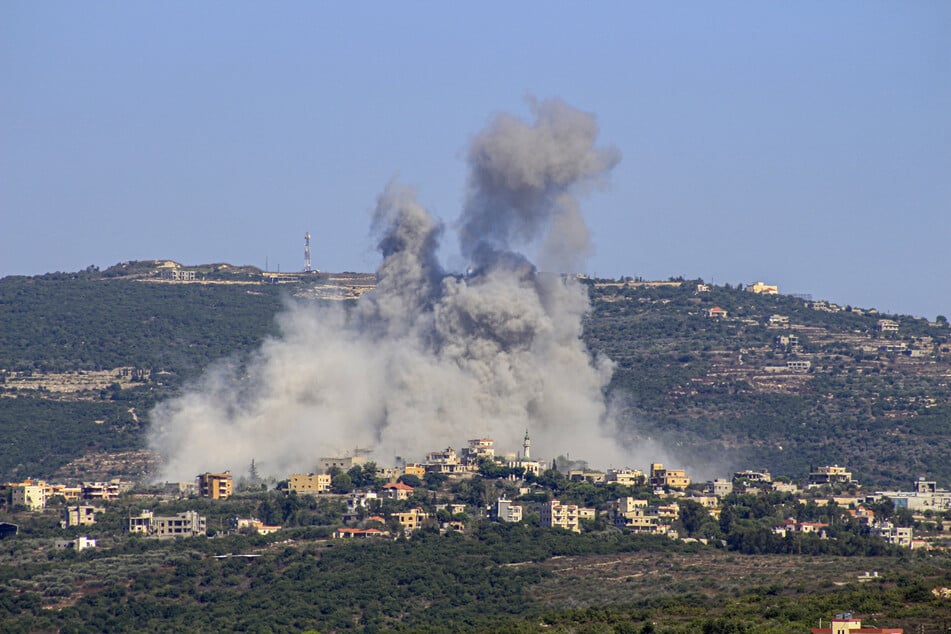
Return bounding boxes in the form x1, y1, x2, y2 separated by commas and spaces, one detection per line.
149, 99, 671, 481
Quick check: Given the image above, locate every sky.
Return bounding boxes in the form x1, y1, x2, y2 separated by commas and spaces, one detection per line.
2, 2, 949, 320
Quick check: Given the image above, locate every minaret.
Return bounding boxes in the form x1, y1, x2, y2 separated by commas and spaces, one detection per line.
522, 429, 531, 460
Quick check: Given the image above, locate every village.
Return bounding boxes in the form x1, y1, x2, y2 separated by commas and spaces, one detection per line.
3, 429, 950, 558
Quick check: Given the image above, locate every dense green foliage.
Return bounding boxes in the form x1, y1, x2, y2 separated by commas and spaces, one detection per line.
0, 275, 284, 374
583, 279, 951, 486
1, 520, 948, 633
1, 270, 950, 486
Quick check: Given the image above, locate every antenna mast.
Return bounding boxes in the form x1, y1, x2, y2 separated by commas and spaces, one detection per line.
304, 232, 312, 272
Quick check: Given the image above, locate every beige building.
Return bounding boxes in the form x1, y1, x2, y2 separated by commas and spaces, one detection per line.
461, 438, 495, 462
62, 505, 101, 528
128, 510, 206, 539
540, 499, 581, 533
611, 498, 670, 535
606, 468, 645, 486
495, 497, 523, 523
747, 281, 778, 295
318, 455, 368, 473
12, 484, 47, 511
81, 480, 128, 501
394, 508, 430, 532
808, 465, 853, 486
649, 463, 690, 490
235, 517, 282, 535
382, 482, 414, 500
402, 463, 426, 478
197, 472, 233, 500
288, 473, 332, 495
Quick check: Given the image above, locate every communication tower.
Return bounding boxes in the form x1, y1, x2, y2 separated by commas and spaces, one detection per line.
304, 232, 312, 272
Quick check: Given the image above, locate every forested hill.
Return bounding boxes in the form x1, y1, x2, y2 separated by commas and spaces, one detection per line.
583, 278, 951, 486
0, 265, 948, 486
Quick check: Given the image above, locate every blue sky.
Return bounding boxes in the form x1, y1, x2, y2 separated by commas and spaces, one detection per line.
2, 2, 949, 319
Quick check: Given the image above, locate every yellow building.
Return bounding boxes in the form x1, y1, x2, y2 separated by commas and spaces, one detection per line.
197, 471, 233, 500
611, 498, 670, 534
394, 508, 430, 532
402, 463, 426, 478
649, 463, 690, 490
288, 473, 332, 495
747, 281, 779, 295
12, 483, 47, 511
540, 499, 581, 533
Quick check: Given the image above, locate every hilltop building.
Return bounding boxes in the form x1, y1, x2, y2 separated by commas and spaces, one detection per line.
747, 281, 778, 295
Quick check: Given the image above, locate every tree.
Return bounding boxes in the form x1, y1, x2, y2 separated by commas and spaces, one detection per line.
332, 473, 353, 494
398, 474, 422, 488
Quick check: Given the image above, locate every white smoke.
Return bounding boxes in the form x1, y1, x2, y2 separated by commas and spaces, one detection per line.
149, 98, 662, 481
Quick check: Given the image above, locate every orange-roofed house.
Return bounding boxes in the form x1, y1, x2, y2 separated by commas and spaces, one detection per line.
707, 306, 728, 319
382, 482, 414, 500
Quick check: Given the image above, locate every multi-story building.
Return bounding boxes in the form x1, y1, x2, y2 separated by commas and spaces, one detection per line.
160, 268, 197, 281
62, 505, 101, 528
318, 455, 367, 473
872, 522, 913, 548
394, 508, 430, 532
709, 479, 734, 498
734, 470, 772, 484
540, 499, 581, 533
81, 480, 127, 501
288, 473, 332, 495
461, 438, 495, 462
611, 498, 670, 535
495, 497, 523, 523
606, 468, 645, 486
12, 483, 46, 511
877, 319, 900, 333
873, 478, 951, 512
345, 492, 379, 520
649, 463, 690, 490
128, 510, 206, 539
197, 472, 233, 500
808, 465, 853, 486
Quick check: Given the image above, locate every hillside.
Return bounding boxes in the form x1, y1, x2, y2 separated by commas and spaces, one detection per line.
0, 264, 948, 486
582, 278, 951, 485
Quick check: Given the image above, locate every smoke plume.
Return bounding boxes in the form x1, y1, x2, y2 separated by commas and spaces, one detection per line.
149, 98, 644, 481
